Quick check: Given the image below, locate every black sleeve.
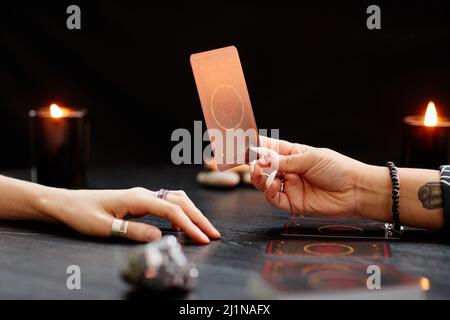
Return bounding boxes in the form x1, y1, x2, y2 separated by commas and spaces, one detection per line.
439, 165, 450, 233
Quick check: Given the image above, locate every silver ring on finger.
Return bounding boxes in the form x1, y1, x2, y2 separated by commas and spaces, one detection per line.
157, 189, 170, 200
280, 172, 286, 193
280, 180, 285, 193
111, 219, 129, 238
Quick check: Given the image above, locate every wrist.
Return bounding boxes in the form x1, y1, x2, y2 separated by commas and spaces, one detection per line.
355, 164, 392, 222
0, 176, 66, 223
34, 185, 71, 222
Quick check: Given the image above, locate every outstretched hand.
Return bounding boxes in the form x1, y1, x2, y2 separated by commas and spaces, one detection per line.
42, 187, 220, 244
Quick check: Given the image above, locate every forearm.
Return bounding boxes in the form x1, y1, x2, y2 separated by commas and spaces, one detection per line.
0, 175, 57, 222
356, 165, 445, 230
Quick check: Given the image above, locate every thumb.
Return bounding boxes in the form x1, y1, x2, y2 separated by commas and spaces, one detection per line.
125, 221, 162, 242
275, 150, 320, 175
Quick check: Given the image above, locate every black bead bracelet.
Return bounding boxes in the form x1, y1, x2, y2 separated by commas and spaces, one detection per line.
386, 161, 402, 232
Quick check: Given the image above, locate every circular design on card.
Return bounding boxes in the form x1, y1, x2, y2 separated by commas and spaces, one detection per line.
318, 225, 363, 236
210, 84, 244, 130
303, 243, 354, 257
300, 263, 352, 276
308, 269, 364, 290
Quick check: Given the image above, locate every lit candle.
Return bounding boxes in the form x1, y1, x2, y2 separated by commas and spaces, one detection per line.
402, 101, 450, 169
29, 104, 89, 188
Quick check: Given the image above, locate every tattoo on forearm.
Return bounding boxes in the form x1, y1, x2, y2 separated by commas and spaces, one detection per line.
418, 182, 443, 209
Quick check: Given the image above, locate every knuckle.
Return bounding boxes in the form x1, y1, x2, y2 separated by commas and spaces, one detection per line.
129, 187, 147, 197
293, 143, 308, 153
285, 155, 295, 169
318, 147, 331, 154
152, 228, 162, 239
174, 190, 187, 197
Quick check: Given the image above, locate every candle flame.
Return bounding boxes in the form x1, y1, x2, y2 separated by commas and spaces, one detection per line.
50, 104, 64, 118
420, 277, 430, 291
424, 101, 438, 127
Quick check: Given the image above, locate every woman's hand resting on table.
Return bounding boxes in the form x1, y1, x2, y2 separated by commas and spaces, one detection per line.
0, 175, 220, 244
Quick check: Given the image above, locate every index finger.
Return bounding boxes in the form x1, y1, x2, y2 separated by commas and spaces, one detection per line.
124, 190, 210, 244
258, 136, 297, 155
166, 191, 221, 239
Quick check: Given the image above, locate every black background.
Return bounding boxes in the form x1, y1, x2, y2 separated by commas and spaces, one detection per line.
1, 0, 450, 168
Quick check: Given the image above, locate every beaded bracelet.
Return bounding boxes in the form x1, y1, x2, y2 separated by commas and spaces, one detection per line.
386, 161, 403, 232
439, 165, 450, 234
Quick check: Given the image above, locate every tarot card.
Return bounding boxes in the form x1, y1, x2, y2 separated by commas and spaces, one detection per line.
290, 212, 370, 224
282, 221, 400, 240
248, 261, 428, 299
266, 239, 391, 259
190, 46, 258, 171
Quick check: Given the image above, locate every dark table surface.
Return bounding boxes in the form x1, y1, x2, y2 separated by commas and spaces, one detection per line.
0, 166, 449, 299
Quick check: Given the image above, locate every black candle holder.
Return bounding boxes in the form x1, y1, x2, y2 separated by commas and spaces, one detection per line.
402, 115, 450, 169
29, 106, 89, 188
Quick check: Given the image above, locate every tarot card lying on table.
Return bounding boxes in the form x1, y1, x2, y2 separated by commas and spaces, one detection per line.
290, 212, 371, 224
283, 221, 401, 240
267, 239, 391, 259
248, 261, 429, 299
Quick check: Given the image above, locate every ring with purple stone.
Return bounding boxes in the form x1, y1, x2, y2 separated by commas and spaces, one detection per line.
156, 189, 170, 200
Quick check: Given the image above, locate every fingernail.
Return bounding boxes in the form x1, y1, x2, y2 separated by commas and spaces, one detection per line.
266, 170, 278, 188
200, 233, 210, 244
250, 146, 279, 158
212, 228, 221, 238
249, 160, 256, 175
